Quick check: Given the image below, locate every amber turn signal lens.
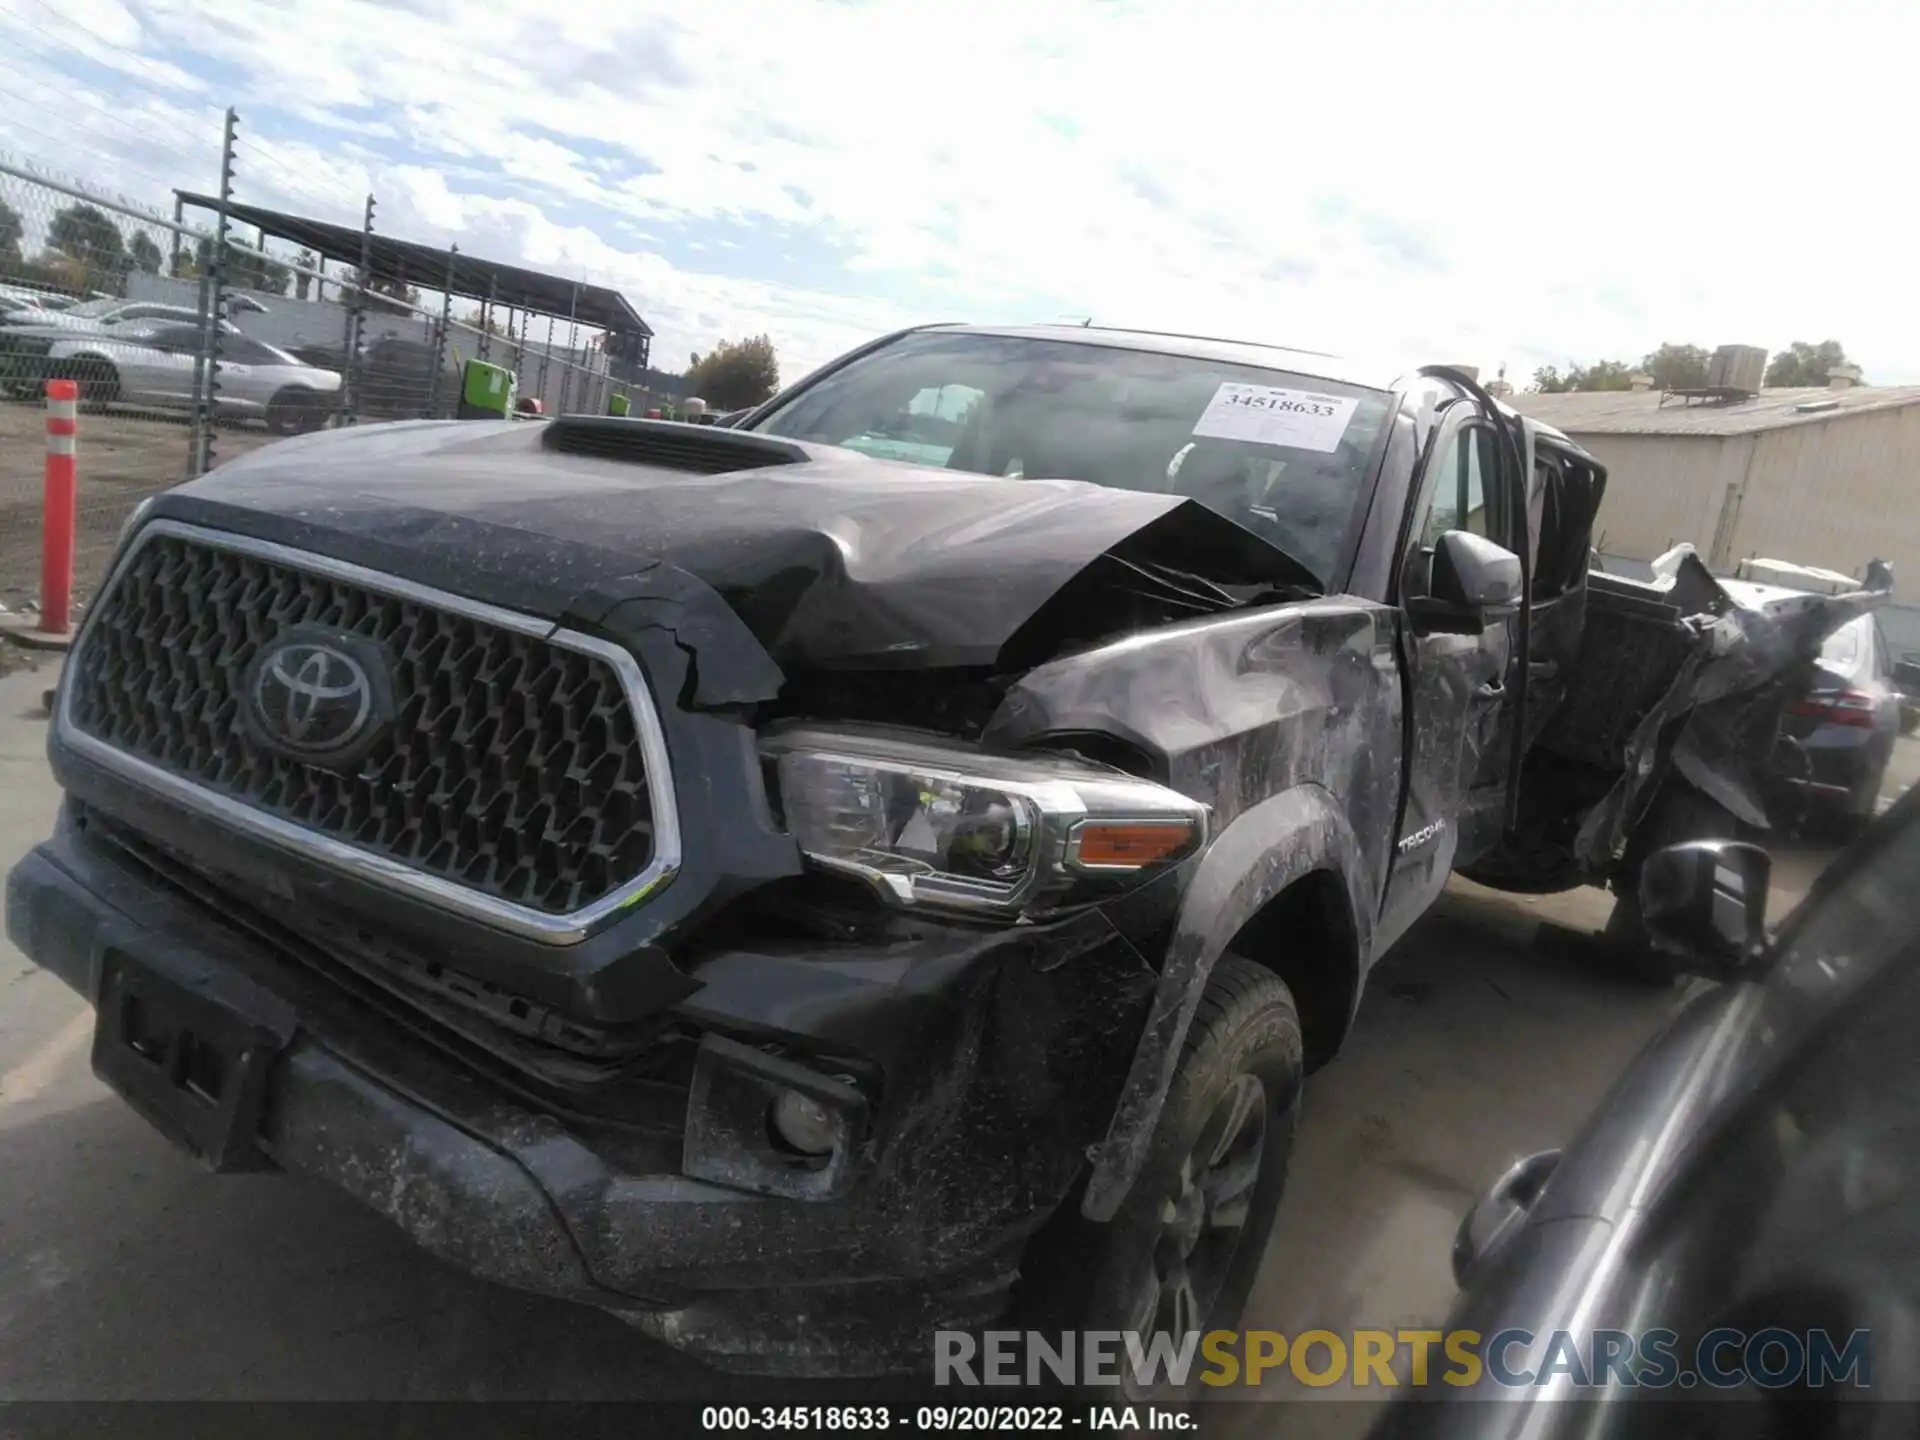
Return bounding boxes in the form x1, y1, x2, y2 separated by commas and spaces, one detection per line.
1070, 821, 1199, 870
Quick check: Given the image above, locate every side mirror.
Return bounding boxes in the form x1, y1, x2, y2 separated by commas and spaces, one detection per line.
1407, 530, 1523, 634
1640, 839, 1771, 979
1452, 1149, 1561, 1288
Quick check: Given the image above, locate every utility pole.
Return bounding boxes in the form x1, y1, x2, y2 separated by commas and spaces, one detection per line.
186, 107, 237, 477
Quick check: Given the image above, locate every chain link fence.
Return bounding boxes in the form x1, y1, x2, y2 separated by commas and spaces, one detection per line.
1, 118, 646, 612
1, 163, 234, 606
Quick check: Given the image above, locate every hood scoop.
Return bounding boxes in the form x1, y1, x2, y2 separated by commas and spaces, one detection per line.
542, 416, 810, 475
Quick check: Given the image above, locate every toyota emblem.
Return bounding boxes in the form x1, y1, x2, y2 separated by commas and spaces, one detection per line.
244, 628, 393, 766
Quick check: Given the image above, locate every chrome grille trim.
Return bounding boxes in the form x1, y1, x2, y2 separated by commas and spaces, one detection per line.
56, 519, 682, 946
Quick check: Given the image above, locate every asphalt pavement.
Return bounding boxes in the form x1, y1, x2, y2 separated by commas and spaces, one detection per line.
0, 649, 1903, 1433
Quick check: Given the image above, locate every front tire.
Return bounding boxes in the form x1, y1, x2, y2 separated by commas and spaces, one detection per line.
1020, 955, 1302, 1396
266, 387, 324, 434
70, 356, 119, 409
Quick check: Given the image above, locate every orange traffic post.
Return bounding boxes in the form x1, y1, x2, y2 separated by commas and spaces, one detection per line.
39, 378, 78, 636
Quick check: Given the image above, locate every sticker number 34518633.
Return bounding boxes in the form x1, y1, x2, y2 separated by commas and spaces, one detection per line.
1191, 382, 1359, 453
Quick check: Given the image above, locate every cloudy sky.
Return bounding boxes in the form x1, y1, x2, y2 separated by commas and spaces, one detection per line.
1, 0, 1913, 386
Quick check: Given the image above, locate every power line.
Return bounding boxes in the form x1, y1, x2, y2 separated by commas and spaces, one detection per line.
0, 107, 199, 208
0, 9, 226, 125
0, 72, 219, 180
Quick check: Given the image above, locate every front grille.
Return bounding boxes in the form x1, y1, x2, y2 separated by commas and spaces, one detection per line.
68, 527, 663, 917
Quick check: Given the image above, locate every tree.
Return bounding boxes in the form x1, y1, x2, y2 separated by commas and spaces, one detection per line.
357, 271, 420, 314
0, 198, 22, 266
1766, 340, 1856, 388
1639, 342, 1711, 391
164, 235, 287, 295
465, 306, 514, 339
685, 334, 780, 411
293, 249, 318, 301
1529, 358, 1635, 393
128, 231, 164, 275
227, 247, 290, 296
47, 203, 129, 291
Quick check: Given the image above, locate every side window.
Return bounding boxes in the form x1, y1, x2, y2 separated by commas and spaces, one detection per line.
1417, 422, 1496, 550
1530, 455, 1593, 601
222, 336, 271, 365
143, 325, 200, 352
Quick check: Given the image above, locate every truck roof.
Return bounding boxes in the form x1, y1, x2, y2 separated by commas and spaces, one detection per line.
921, 322, 1396, 391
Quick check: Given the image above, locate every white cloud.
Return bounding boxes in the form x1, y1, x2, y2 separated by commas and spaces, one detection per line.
1, 0, 1914, 383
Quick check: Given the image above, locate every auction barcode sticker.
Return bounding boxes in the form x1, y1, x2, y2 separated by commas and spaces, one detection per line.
1192, 383, 1359, 453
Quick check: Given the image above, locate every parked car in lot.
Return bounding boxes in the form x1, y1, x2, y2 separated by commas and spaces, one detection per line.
4, 323, 1877, 1377
1780, 612, 1904, 828
1377, 788, 1920, 1438
7, 320, 339, 432
1721, 579, 1903, 833
0, 282, 81, 314
1897, 657, 1920, 736
2, 314, 225, 399
282, 334, 461, 420
0, 292, 267, 336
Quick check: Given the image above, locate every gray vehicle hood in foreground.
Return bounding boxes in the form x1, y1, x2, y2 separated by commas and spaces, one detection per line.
1376, 786, 1920, 1437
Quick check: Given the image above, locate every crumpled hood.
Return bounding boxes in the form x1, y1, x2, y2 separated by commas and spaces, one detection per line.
149, 417, 1310, 682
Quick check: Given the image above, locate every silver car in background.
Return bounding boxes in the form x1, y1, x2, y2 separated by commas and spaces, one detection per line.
40, 320, 341, 433
0, 293, 268, 334
1713, 578, 1903, 834
1781, 610, 1904, 829
0, 283, 81, 316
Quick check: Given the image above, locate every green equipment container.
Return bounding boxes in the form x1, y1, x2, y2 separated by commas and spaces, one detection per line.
608, 392, 631, 417
457, 358, 516, 419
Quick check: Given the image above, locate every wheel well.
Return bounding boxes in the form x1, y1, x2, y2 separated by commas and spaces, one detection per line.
1223, 869, 1359, 1072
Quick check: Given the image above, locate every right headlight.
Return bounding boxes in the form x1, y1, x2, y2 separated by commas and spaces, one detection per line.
762, 727, 1208, 919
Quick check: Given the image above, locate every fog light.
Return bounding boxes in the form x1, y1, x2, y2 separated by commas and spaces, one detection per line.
769, 1088, 840, 1156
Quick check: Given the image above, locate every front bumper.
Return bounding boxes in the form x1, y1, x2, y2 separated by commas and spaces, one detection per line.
6, 811, 1159, 1374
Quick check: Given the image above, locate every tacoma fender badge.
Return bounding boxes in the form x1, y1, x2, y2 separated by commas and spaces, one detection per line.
1396, 818, 1447, 855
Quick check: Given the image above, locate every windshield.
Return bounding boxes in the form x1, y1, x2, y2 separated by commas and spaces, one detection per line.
752, 330, 1394, 584
67, 299, 119, 318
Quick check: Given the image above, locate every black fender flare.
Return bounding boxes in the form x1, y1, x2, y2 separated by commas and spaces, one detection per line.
1080, 783, 1373, 1222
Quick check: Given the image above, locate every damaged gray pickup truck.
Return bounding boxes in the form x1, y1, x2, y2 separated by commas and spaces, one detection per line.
5, 324, 1886, 1375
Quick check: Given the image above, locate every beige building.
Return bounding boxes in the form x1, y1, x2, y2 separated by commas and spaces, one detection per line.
1511, 383, 1920, 610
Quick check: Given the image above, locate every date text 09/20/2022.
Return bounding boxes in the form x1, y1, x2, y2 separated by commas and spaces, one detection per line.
701, 1406, 1192, 1432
